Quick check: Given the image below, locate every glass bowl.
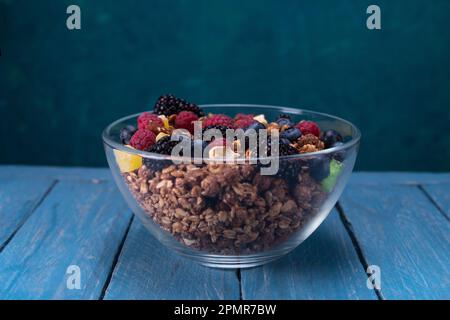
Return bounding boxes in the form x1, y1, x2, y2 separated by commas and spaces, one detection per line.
102, 104, 360, 268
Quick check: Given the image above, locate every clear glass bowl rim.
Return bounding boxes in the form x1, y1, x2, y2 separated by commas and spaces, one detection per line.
102, 104, 361, 161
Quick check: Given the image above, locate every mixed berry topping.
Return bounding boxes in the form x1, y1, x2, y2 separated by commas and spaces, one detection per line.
118, 94, 348, 182
114, 95, 352, 255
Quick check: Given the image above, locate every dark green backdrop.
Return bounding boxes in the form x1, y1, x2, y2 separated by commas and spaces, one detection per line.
1, 0, 449, 171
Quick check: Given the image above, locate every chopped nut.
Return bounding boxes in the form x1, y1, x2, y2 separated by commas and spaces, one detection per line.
175, 208, 188, 219
294, 133, 325, 152
201, 176, 220, 197
281, 200, 297, 214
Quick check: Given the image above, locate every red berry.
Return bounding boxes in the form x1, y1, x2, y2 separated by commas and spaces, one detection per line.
202, 114, 235, 128
296, 120, 320, 137
235, 113, 254, 120
174, 111, 199, 134
234, 113, 254, 129
129, 129, 156, 150
137, 112, 164, 132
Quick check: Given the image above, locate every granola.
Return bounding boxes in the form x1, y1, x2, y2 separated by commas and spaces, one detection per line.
124, 163, 325, 254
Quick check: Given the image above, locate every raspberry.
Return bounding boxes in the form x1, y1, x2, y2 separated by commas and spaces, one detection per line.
202, 114, 235, 129
235, 113, 254, 120
296, 120, 320, 137
174, 111, 198, 134
129, 129, 156, 151
137, 112, 164, 132
234, 113, 254, 129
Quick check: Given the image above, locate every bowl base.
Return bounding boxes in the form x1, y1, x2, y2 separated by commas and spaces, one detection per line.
176, 249, 293, 269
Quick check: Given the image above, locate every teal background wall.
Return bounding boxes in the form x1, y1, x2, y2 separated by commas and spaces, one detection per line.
0, 0, 449, 171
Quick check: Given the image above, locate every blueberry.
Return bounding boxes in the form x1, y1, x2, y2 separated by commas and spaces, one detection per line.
322, 129, 343, 148
246, 121, 266, 132
276, 117, 294, 127
280, 127, 302, 141
308, 156, 331, 181
330, 141, 346, 161
280, 137, 292, 146
119, 125, 137, 144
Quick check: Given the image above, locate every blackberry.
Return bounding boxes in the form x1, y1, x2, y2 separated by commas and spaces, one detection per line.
119, 125, 137, 144
277, 142, 301, 180
254, 136, 300, 180
153, 94, 205, 117
144, 136, 180, 172
147, 136, 179, 155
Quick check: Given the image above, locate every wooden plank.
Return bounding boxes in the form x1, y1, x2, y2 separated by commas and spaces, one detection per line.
348, 172, 450, 186
339, 184, 450, 299
422, 183, 450, 219
0, 179, 132, 299
0, 165, 112, 181
0, 177, 55, 250
103, 219, 241, 300
2, 166, 450, 186
240, 209, 376, 300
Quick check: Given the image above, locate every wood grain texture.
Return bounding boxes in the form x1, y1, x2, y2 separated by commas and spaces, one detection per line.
103, 219, 240, 300
422, 183, 450, 220
339, 185, 450, 299
0, 179, 132, 299
348, 172, 450, 185
240, 209, 376, 300
1, 166, 450, 185
0, 177, 55, 249
0, 165, 112, 181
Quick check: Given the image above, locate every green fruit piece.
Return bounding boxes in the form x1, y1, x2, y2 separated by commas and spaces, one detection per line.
321, 159, 344, 192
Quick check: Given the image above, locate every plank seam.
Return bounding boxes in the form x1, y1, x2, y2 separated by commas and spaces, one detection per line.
236, 269, 243, 300
99, 214, 135, 300
417, 185, 450, 222
336, 202, 385, 300
0, 179, 58, 253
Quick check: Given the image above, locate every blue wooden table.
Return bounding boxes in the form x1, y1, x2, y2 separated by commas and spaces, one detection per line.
0, 166, 448, 300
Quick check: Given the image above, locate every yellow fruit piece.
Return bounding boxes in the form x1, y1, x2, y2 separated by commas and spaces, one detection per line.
156, 132, 169, 141
114, 147, 142, 173
158, 115, 170, 129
